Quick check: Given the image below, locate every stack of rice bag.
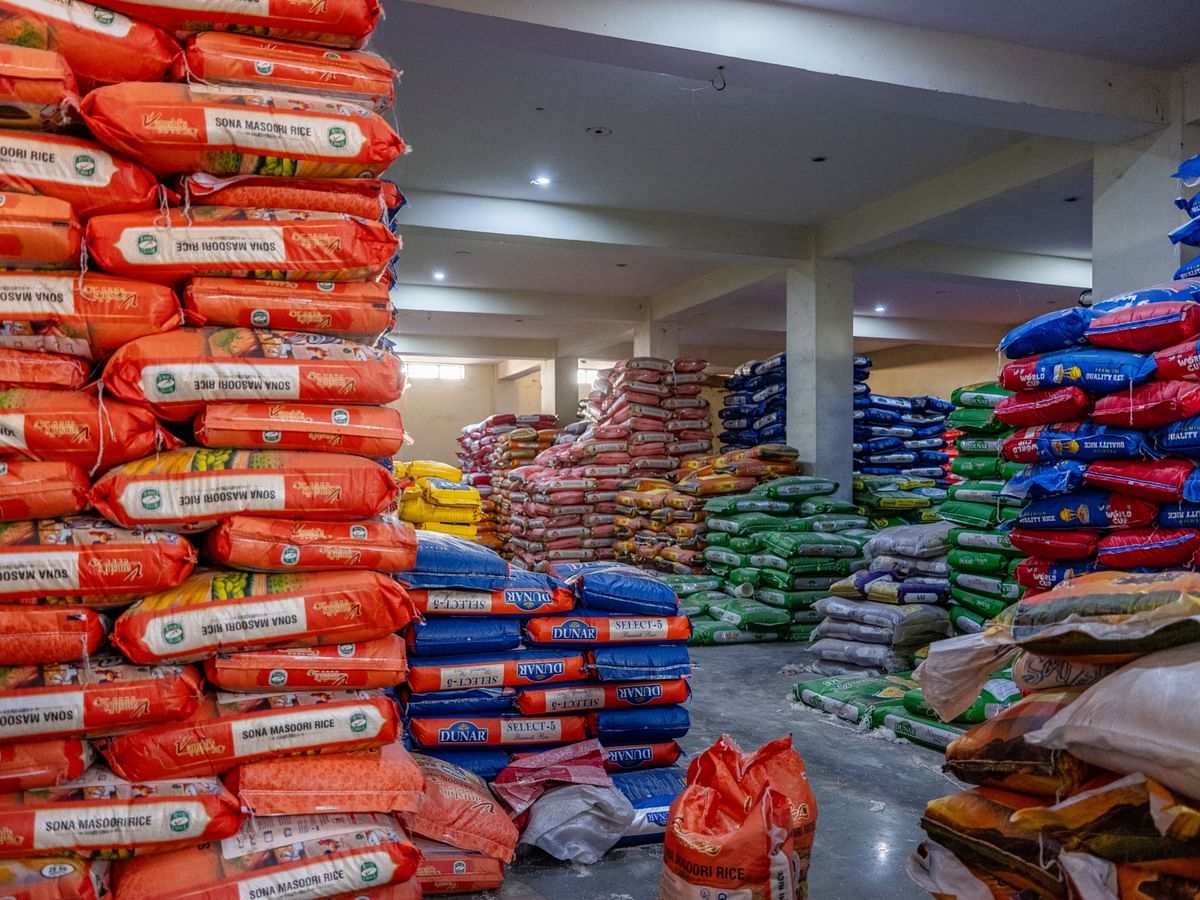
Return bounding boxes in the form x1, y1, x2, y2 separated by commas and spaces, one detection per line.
853, 356, 955, 483
687, 474, 876, 646
395, 460, 483, 542
854, 473, 947, 526
717, 352, 787, 449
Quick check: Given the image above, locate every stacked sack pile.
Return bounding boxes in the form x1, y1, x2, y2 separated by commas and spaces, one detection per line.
396, 459, 483, 543
853, 472, 947, 528
687, 471, 877, 647
716, 352, 787, 449
0, 2, 501, 896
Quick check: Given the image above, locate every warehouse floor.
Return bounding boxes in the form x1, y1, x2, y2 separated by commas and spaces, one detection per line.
488, 643, 952, 899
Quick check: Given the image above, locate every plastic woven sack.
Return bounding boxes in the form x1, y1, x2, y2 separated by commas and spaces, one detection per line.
1017, 489, 1158, 530
0, 348, 88, 390
999, 348, 1155, 395
1087, 299, 1200, 352
0, 606, 106, 665
204, 635, 407, 692
196, 402, 406, 457
403, 754, 518, 862
951, 381, 1011, 409
994, 386, 1092, 426
1096, 527, 1200, 569
524, 615, 691, 646
406, 650, 587, 693
1009, 527, 1098, 560
1001, 422, 1153, 462
0, 459, 89, 522
206, 515, 416, 573
0, 192, 79, 269
0, 737, 92, 792
407, 618, 521, 657
1092, 379, 1200, 427
998, 306, 1099, 359
1083, 458, 1193, 501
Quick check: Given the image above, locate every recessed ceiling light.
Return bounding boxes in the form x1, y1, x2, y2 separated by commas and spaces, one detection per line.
535, 106, 545, 112
432, 270, 446, 281
531, 176, 552, 186
811, 155, 828, 163
586, 126, 612, 136
1064, 196, 1080, 203
454, 250, 472, 257
615, 263, 629, 268
874, 304, 886, 313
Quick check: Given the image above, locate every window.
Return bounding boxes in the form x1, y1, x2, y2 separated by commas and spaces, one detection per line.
577, 367, 599, 385
407, 363, 466, 381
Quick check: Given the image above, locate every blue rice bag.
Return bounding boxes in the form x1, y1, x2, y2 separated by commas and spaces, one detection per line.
998, 307, 1100, 359
403, 688, 518, 717
590, 645, 692, 682
595, 706, 691, 743
418, 749, 511, 782
1091, 278, 1200, 314
1156, 415, 1200, 455
1004, 348, 1156, 395
1159, 502, 1200, 528
557, 563, 679, 615
1002, 460, 1089, 502
612, 767, 687, 848
412, 532, 509, 578
1018, 488, 1156, 530
407, 618, 522, 657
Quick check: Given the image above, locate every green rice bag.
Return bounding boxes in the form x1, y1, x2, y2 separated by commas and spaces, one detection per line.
705, 531, 731, 548
950, 381, 1011, 409
756, 588, 828, 611
703, 495, 792, 515
950, 456, 1000, 479
753, 476, 838, 499
706, 512, 782, 535
955, 434, 1006, 455
706, 563, 732, 578
706, 595, 792, 631
689, 616, 780, 646
862, 490, 932, 511
946, 406, 1006, 434
758, 532, 861, 559
728, 535, 761, 554
662, 575, 725, 595
939, 500, 1002, 529
949, 605, 987, 633
747, 553, 791, 573
950, 571, 1025, 602
798, 498, 862, 516
948, 528, 1023, 557
678, 600, 707, 618
702, 547, 747, 568
726, 567, 763, 587
792, 672, 917, 726
803, 514, 871, 533
871, 707, 965, 750
948, 480, 1022, 508
902, 675, 1020, 725
950, 585, 1012, 619
782, 623, 819, 642
947, 548, 1011, 575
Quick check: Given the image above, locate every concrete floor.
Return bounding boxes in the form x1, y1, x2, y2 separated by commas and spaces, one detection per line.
487, 643, 955, 900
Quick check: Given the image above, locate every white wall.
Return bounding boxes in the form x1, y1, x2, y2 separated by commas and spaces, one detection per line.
393, 364, 496, 465
866, 345, 1000, 399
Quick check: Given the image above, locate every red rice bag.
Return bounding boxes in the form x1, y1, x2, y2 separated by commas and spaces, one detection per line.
0, 192, 79, 269
0, 271, 182, 361
1155, 338, 1200, 380
0, 855, 109, 898
0, 767, 241, 859
101, 327, 406, 421
195, 402, 406, 457
224, 741, 423, 816
1008, 528, 1099, 561
408, 716, 587, 751
1013, 558, 1098, 592
85, 207, 399, 284
1092, 380, 1200, 427
182, 276, 394, 339
403, 754, 519, 862
81, 82, 404, 179
406, 652, 587, 694
0, 130, 159, 219
524, 615, 692, 646
1087, 300, 1200, 352
0, 348, 88, 389
90, 448, 398, 531
101, 694, 400, 780
407, 584, 576, 617
0, 659, 203, 743
603, 741, 685, 772
204, 635, 408, 692
994, 387, 1092, 426
0, 518, 197, 604
1096, 527, 1200, 569
112, 569, 414, 664
517, 680, 690, 715
206, 515, 416, 573
174, 33, 397, 111
0, 607, 106, 664
0, 0, 175, 92
0, 737, 92, 792
412, 837, 504, 895
0, 45, 77, 131
0, 459, 90, 521
1083, 458, 1194, 502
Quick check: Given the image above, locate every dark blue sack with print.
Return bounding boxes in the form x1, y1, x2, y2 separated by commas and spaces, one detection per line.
761, 423, 787, 442
403, 688, 518, 717
1018, 488, 1157, 530
1156, 415, 1200, 455
1002, 348, 1156, 395
551, 562, 679, 615
1019, 423, 1156, 461
1091, 278, 1200, 314
612, 767, 687, 848
420, 749, 511, 782
1159, 502, 1200, 528
407, 618, 522, 657
918, 451, 950, 465
1002, 460, 1089, 502
999, 307, 1101, 359
412, 532, 509, 579
590, 645, 692, 682
595, 706, 691, 743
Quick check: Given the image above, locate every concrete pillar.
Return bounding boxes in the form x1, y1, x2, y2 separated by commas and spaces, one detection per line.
540, 356, 580, 423
633, 320, 680, 360
494, 370, 517, 413
785, 260, 854, 500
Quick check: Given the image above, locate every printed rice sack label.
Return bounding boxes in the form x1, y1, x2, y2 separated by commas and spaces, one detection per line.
97, 0, 382, 46
206, 515, 417, 573
411, 837, 502, 896
406, 651, 587, 694
0, 271, 182, 361
407, 582, 575, 617
0, 658, 203, 743
0, 347, 88, 390
0, 518, 197, 604
0, 130, 158, 219
407, 715, 587, 751
81, 82, 404, 179
994, 386, 1093, 426
523, 615, 691, 646
101, 328, 405, 421
85, 207, 399, 284
1087, 300, 1200, 353
516, 680, 690, 715
225, 741, 423, 817
1013, 558, 1100, 592
91, 448, 398, 531
183, 276, 394, 340
0, 45, 77, 131
113, 569, 414, 664
102, 694, 399, 780
0, 191, 79, 269
1017, 489, 1158, 530
999, 348, 1155, 395
0, 766, 241, 858
0, 0, 175, 92
0, 606, 105, 665
0, 736, 92, 792
0, 459, 89, 522
951, 381, 1011, 409
1092, 379, 1200, 428
175, 33, 397, 111
204, 635, 407, 692
196, 401, 406, 457
112, 814, 419, 900
603, 741, 684, 772
403, 754, 518, 863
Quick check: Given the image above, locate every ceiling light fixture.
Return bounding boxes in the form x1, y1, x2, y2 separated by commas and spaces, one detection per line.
531, 175, 552, 186
874, 304, 887, 314
615, 263, 629, 268
811, 155, 828, 163
432, 270, 446, 281
586, 126, 612, 136
1064, 196, 1080, 203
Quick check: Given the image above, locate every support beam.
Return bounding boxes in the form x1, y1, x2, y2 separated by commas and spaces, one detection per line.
540, 357, 580, 422
819, 138, 1095, 258
859, 242, 1092, 289
633, 320, 680, 359
401, 190, 809, 263
409, 0, 1166, 141
651, 265, 784, 320
386, 333, 554, 359
496, 359, 540, 380
853, 316, 1009, 349
390, 283, 646, 322
556, 329, 636, 360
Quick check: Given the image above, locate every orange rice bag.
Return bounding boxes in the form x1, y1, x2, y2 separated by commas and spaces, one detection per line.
100, 694, 400, 779
204, 635, 408, 693
0, 607, 106, 665
0, 0, 175, 91
0, 388, 181, 473
0, 855, 109, 898
195, 402, 406, 457
175, 33, 397, 111
0, 518, 197, 604
91, 449, 398, 531
516, 679, 691, 715
0, 193, 79, 269
0, 658, 203, 744
0, 460, 90, 521
0, 737, 92, 792
0, 271, 182, 360
0, 130, 159, 219
101, 328, 406, 421
205, 515, 417, 573
404, 754, 519, 863
225, 741, 424, 816
81, 83, 405, 179
0, 766, 242, 859
112, 569, 414, 664
0, 45, 77, 130
524, 615, 692, 646
183, 275, 395, 339
412, 838, 505, 896
0, 348, 88, 390
85, 207, 399, 284
97, 0, 382, 47
181, 177, 404, 223
406, 716, 588, 750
